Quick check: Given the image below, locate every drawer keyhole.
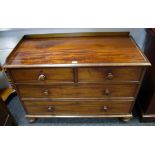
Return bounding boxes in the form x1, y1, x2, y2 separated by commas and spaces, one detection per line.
104, 88, 110, 96
44, 90, 49, 96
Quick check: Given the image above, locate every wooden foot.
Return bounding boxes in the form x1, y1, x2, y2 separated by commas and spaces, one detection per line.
28, 118, 36, 123
120, 117, 131, 122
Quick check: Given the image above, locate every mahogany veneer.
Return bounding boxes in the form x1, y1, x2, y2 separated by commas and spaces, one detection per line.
3, 32, 150, 122
24, 100, 133, 115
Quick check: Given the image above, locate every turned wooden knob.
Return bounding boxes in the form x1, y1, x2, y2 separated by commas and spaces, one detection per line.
104, 88, 110, 96
102, 106, 108, 112
107, 72, 113, 80
38, 74, 46, 81
44, 90, 49, 95
47, 106, 54, 111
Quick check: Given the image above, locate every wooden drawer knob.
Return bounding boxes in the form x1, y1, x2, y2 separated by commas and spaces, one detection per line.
104, 88, 110, 96
47, 106, 54, 112
107, 72, 113, 80
102, 106, 108, 112
44, 90, 49, 96
38, 74, 46, 81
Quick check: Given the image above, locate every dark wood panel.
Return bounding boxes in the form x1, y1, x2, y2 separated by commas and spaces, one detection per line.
24, 100, 133, 115
137, 29, 155, 120
4, 33, 149, 67
78, 67, 142, 82
17, 84, 138, 98
10, 68, 74, 83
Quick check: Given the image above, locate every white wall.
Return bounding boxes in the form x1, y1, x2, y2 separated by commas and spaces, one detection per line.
0, 28, 146, 88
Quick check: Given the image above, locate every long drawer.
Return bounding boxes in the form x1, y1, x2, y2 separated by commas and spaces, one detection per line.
78, 67, 142, 82
23, 100, 133, 115
17, 84, 138, 99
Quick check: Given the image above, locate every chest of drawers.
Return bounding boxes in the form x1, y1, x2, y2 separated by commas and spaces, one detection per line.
4, 32, 150, 122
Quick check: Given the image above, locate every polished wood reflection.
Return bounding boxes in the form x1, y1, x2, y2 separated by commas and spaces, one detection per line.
5, 34, 149, 66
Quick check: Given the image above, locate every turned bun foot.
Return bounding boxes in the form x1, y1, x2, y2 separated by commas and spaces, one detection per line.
28, 118, 36, 123
120, 117, 132, 122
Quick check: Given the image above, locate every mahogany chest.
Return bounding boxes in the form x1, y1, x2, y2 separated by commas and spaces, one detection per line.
3, 32, 150, 122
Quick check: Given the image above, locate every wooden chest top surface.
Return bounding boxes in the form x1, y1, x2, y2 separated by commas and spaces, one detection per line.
4, 32, 150, 68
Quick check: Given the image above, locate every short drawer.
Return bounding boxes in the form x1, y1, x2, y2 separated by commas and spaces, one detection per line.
78, 67, 143, 82
9, 68, 74, 83
18, 84, 137, 99
23, 100, 133, 115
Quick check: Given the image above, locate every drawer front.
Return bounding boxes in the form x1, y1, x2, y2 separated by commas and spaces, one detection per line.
10, 68, 73, 83
24, 100, 133, 115
78, 67, 142, 82
18, 84, 137, 98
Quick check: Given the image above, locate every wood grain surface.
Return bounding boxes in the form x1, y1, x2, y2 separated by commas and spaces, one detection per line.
10, 68, 74, 83
23, 100, 133, 115
5, 34, 149, 67
78, 67, 143, 82
17, 84, 138, 98
9, 66, 143, 84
